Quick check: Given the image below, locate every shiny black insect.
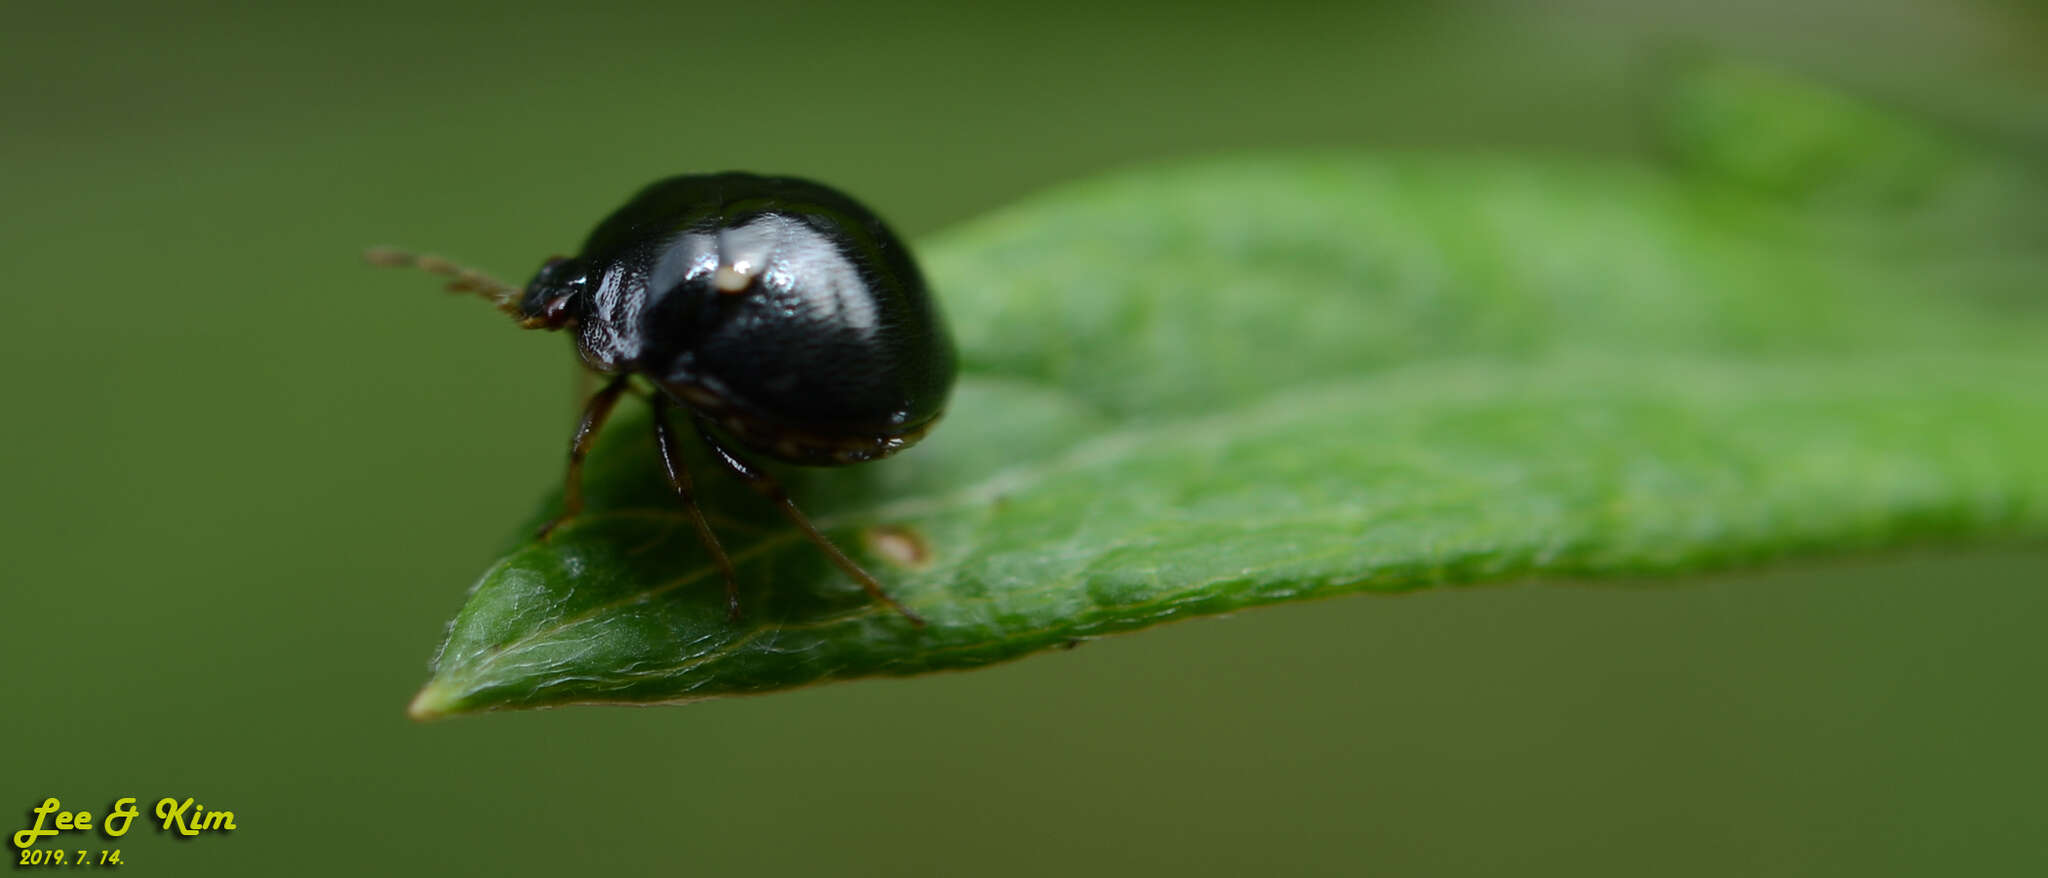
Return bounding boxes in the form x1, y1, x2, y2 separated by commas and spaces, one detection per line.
370, 173, 953, 626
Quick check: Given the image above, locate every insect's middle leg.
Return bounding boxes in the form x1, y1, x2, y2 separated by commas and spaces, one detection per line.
536, 373, 629, 540
652, 395, 743, 622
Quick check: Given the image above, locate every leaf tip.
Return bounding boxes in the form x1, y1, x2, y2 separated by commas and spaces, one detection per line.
406, 678, 468, 722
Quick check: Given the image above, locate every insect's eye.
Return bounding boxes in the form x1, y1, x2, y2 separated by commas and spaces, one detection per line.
519, 256, 588, 329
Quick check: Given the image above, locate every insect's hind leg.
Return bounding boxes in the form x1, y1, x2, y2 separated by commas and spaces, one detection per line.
652, 395, 744, 622
690, 416, 926, 628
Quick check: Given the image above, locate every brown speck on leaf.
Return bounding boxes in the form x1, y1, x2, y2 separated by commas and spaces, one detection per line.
865, 524, 931, 568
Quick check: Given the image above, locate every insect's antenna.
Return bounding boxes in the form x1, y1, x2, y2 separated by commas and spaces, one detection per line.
363, 247, 523, 316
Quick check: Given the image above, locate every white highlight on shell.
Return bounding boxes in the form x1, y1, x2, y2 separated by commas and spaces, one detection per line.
713, 263, 754, 293
647, 214, 881, 334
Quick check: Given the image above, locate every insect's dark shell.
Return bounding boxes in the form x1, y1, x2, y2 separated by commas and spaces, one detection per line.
526, 173, 955, 465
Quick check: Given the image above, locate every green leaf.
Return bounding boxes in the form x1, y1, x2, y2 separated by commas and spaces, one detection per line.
408, 72, 2048, 719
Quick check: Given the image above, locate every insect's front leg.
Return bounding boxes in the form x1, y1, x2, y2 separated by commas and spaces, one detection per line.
535, 373, 629, 540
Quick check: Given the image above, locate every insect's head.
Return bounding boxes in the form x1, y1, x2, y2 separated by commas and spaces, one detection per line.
517, 256, 589, 330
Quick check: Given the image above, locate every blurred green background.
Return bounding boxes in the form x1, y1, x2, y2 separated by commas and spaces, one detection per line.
5, 1, 2045, 874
